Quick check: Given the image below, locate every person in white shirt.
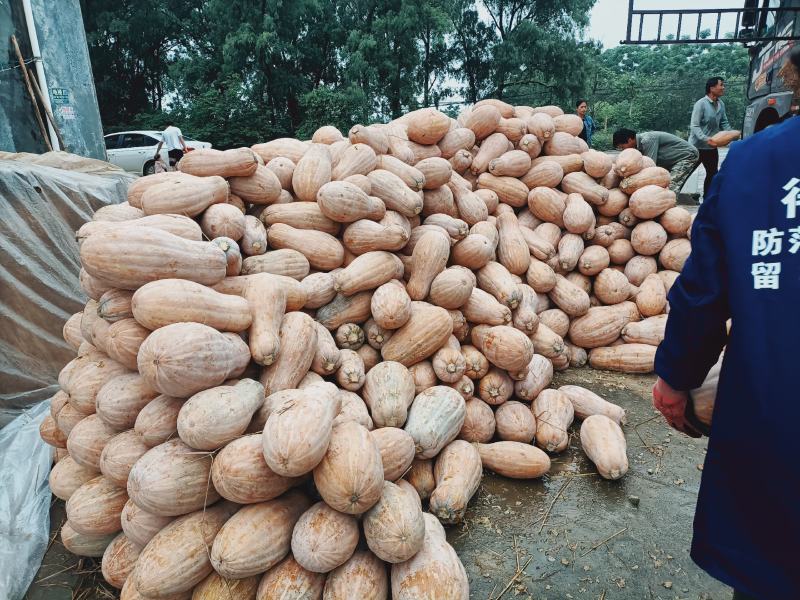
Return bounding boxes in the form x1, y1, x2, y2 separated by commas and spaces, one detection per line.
154, 121, 188, 168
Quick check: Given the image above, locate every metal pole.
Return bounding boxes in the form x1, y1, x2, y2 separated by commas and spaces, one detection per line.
625, 0, 634, 43
10, 35, 52, 152
28, 67, 66, 151
21, 0, 60, 151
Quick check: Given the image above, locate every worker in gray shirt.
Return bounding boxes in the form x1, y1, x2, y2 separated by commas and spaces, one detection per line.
689, 76, 732, 196
613, 128, 699, 196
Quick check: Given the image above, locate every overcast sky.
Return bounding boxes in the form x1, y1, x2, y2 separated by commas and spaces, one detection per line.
587, 0, 745, 49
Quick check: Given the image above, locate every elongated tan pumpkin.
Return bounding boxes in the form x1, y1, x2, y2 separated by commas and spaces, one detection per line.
313, 421, 384, 514
429, 440, 482, 525
137, 323, 250, 397
471, 324, 533, 375
132, 501, 239, 598
49, 455, 100, 501
210, 490, 310, 579
133, 394, 183, 447
477, 441, 550, 479
589, 343, 657, 373
363, 480, 426, 563
390, 513, 469, 600
179, 147, 258, 178
101, 532, 141, 589
256, 556, 326, 600
176, 379, 264, 450
362, 360, 416, 428
192, 573, 260, 600
139, 176, 228, 218
262, 384, 340, 477
580, 415, 629, 479
322, 550, 388, 600
120, 499, 174, 548
532, 389, 575, 453
403, 386, 465, 459
290, 501, 360, 573
131, 279, 251, 332
371, 427, 416, 481
67, 414, 119, 470
211, 434, 303, 504
380, 302, 453, 366
61, 522, 116, 558
66, 475, 128, 535
99, 430, 150, 488
127, 438, 220, 517
81, 226, 227, 290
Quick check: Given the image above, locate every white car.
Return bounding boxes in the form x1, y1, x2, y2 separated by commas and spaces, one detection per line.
103, 130, 212, 175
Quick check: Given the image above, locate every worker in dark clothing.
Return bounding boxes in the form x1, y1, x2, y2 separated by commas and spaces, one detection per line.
652, 48, 800, 600
613, 129, 699, 195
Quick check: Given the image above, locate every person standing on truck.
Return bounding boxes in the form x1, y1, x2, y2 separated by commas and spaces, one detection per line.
154, 121, 188, 169
652, 51, 800, 600
613, 128, 699, 195
575, 99, 595, 147
689, 77, 732, 196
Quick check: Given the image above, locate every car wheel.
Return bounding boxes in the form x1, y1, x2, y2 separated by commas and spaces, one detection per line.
143, 160, 155, 176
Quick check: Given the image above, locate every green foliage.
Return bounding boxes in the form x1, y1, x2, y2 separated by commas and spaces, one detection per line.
81, 1, 751, 150
585, 40, 750, 150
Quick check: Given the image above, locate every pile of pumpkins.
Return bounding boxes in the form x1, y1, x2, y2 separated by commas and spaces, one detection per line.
38, 99, 691, 599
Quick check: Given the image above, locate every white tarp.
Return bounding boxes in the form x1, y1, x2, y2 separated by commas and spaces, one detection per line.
0, 158, 131, 426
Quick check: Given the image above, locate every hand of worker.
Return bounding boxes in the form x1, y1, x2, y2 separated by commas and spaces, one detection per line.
707, 138, 718, 148
652, 377, 701, 438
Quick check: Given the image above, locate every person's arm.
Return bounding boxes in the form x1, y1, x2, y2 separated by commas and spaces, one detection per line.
154, 140, 163, 159
655, 172, 730, 391
179, 135, 188, 152
690, 100, 710, 144
639, 134, 660, 164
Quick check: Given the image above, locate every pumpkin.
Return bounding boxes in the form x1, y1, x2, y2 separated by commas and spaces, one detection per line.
210, 490, 310, 579
495, 400, 537, 443
131, 279, 252, 332
120, 500, 174, 548
390, 513, 469, 600
139, 176, 228, 218
380, 302, 453, 366
178, 147, 258, 178
132, 502, 239, 598
363, 480, 426, 563
636, 273, 667, 317
620, 166, 670, 194
322, 550, 388, 600
177, 379, 264, 450
127, 438, 220, 517
101, 533, 141, 589
268, 222, 345, 271
81, 226, 227, 290
429, 440, 482, 525
458, 397, 495, 443
532, 389, 574, 453
403, 386, 465, 459
589, 344, 657, 373
471, 324, 534, 375
559, 385, 627, 425
568, 303, 637, 349
95, 373, 158, 431
622, 314, 668, 346
476, 441, 550, 479
362, 361, 416, 428
97, 289, 134, 323
313, 421, 384, 514
263, 385, 341, 477
134, 394, 183, 447
261, 311, 319, 394
334, 251, 403, 296
61, 522, 116, 557
192, 573, 260, 600
263, 202, 341, 235
255, 556, 326, 600
67, 415, 119, 470
99, 430, 150, 488
212, 434, 303, 504
49, 456, 100, 501
66, 475, 128, 535
580, 415, 629, 479
137, 323, 250, 397
513, 355, 553, 402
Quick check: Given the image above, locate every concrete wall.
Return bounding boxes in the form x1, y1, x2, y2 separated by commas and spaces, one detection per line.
0, 0, 106, 159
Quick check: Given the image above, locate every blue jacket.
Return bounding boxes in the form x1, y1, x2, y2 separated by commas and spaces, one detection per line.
655, 116, 800, 598
578, 115, 595, 146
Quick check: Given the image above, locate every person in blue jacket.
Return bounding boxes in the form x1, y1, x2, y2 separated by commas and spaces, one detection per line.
652, 48, 800, 600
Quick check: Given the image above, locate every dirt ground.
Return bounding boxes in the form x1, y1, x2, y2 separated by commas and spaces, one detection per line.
25, 368, 728, 600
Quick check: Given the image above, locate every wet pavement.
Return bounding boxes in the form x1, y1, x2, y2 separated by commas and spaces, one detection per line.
26, 368, 729, 600
447, 368, 728, 600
